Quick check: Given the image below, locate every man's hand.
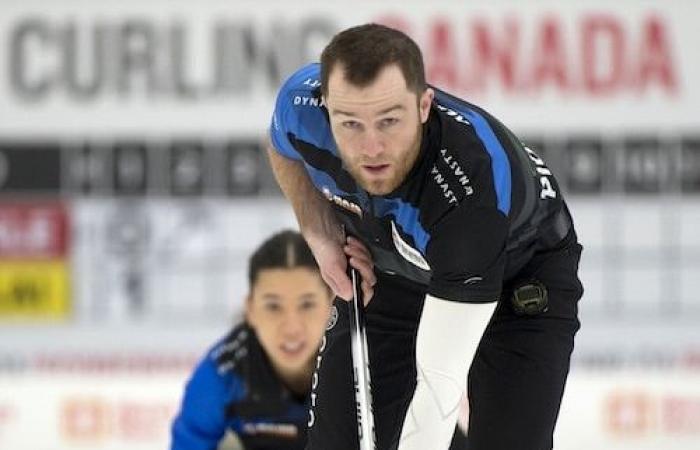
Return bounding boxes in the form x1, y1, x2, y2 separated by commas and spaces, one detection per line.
266, 144, 376, 304
306, 232, 376, 305
344, 236, 376, 305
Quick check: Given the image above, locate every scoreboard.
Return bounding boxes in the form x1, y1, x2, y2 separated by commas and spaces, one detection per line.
1, 134, 698, 198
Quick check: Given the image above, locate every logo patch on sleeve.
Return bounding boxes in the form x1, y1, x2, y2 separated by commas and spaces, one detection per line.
391, 221, 431, 271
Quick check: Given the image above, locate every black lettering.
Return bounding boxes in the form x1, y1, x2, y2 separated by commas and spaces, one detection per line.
298, 18, 337, 63
62, 22, 105, 100
213, 22, 255, 93
260, 22, 301, 88
118, 21, 157, 95
170, 22, 200, 99
10, 18, 53, 101
11, 278, 43, 307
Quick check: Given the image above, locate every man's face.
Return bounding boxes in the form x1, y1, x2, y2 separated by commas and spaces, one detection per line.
324, 64, 434, 195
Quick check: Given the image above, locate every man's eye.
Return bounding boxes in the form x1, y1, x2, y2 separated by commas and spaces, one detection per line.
342, 121, 361, 130
380, 118, 398, 127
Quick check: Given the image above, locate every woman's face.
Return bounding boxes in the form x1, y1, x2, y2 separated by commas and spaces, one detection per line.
246, 267, 332, 376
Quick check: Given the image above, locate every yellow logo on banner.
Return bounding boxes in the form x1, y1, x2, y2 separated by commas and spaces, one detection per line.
0, 261, 70, 320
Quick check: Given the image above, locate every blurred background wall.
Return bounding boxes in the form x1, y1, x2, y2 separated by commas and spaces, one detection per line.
0, 0, 698, 449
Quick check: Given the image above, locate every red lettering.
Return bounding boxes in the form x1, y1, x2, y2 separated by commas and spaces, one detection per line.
61, 397, 109, 440
426, 19, 457, 89
636, 15, 677, 94
663, 397, 700, 434
0, 404, 15, 424
605, 392, 655, 435
372, 12, 681, 98
468, 18, 519, 94
0, 204, 68, 258
532, 16, 569, 92
119, 403, 172, 440
374, 15, 411, 36
582, 14, 625, 95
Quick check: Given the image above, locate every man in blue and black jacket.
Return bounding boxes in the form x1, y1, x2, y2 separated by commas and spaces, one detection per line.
267, 23, 584, 450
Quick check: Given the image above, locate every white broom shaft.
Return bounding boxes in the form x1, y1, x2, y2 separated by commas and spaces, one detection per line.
349, 267, 375, 450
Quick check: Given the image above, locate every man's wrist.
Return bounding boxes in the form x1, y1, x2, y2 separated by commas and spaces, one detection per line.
302, 212, 343, 247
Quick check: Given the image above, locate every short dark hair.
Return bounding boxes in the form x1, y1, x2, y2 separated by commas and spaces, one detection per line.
248, 230, 319, 286
320, 23, 426, 97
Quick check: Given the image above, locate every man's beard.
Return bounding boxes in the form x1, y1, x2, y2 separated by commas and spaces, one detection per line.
341, 124, 423, 196
353, 163, 396, 195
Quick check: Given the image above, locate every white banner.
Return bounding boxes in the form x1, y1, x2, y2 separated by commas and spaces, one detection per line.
557, 370, 700, 450
0, 373, 184, 450
0, 0, 697, 136
0, 369, 699, 450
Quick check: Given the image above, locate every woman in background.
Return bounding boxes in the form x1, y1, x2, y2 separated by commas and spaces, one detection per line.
171, 230, 334, 450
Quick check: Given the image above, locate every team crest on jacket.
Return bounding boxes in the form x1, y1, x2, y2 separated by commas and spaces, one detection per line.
391, 222, 431, 271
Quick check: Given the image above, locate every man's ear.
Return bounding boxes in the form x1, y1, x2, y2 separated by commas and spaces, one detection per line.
419, 88, 435, 124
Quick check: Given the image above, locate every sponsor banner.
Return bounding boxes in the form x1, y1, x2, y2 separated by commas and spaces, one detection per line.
0, 0, 697, 136
0, 201, 70, 320
0, 370, 698, 449
0, 401, 17, 444
573, 347, 700, 372
557, 370, 700, 450
1, 133, 699, 197
0, 138, 278, 197
0, 260, 70, 320
0, 202, 68, 258
0, 374, 183, 450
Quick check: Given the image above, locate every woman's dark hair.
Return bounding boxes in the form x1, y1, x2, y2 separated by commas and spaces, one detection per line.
248, 230, 320, 286
320, 23, 427, 97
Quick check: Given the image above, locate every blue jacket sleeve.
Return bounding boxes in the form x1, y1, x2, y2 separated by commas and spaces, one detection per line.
170, 354, 244, 450
269, 63, 321, 160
